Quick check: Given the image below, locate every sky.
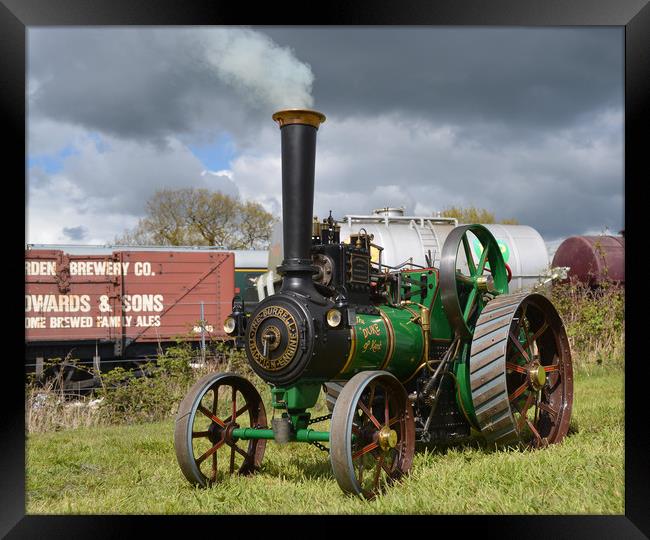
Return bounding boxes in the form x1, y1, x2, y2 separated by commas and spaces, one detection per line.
26, 27, 624, 251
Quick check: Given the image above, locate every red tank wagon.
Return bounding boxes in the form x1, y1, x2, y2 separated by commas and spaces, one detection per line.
551, 235, 624, 287
25, 248, 235, 379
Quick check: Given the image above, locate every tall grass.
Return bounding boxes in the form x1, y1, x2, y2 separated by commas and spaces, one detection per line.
25, 342, 255, 433
549, 280, 624, 372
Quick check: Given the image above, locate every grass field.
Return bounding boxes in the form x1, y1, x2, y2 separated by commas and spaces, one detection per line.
26, 365, 623, 515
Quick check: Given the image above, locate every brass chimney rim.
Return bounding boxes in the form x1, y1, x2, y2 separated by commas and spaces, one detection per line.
272, 109, 326, 129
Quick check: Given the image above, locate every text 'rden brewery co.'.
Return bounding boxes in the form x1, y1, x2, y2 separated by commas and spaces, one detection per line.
25, 260, 156, 276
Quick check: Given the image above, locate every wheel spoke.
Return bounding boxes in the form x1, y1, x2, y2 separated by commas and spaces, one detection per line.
357, 401, 382, 429
515, 392, 535, 431
511, 304, 528, 337
508, 331, 531, 364
232, 386, 237, 422
212, 386, 218, 415
384, 387, 390, 427
353, 441, 379, 460
476, 243, 489, 275
544, 364, 560, 373
539, 401, 558, 419
531, 321, 549, 343
196, 439, 225, 465
192, 430, 210, 438
388, 416, 399, 427
380, 454, 393, 476
521, 318, 535, 363
506, 362, 528, 374
525, 418, 543, 446
462, 235, 477, 275
224, 403, 250, 424
232, 441, 249, 458
198, 405, 226, 427
547, 377, 562, 395
367, 383, 376, 413
373, 453, 385, 492
229, 442, 236, 473
533, 390, 541, 425
509, 381, 529, 402
463, 287, 478, 322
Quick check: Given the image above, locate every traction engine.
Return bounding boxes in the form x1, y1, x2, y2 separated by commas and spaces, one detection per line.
174, 109, 574, 499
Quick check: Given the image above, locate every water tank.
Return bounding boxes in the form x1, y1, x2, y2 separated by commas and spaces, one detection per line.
268, 211, 550, 292
551, 235, 624, 287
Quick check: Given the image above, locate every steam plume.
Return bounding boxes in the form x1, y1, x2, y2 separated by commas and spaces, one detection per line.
197, 28, 315, 110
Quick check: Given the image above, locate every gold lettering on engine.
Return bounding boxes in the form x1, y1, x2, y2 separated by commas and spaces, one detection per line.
247, 306, 299, 372
362, 339, 382, 353
361, 323, 381, 339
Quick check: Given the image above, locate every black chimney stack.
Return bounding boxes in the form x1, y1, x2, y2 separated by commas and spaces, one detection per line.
272, 109, 326, 299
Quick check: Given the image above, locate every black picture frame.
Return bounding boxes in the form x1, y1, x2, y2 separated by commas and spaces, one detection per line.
2, 1, 646, 537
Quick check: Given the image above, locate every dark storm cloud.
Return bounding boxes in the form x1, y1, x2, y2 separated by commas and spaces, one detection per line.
62, 226, 87, 241
28, 28, 313, 145
261, 27, 623, 134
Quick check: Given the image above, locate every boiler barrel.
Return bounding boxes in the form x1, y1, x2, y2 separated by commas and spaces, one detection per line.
551, 235, 624, 286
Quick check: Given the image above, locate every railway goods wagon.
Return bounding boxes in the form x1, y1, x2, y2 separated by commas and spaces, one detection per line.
551, 235, 624, 287
25, 246, 265, 378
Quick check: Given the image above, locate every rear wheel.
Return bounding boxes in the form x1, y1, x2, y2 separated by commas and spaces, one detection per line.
469, 293, 573, 447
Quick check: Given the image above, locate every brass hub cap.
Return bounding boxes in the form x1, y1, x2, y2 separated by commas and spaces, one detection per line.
528, 362, 547, 390
378, 426, 398, 452
262, 325, 281, 352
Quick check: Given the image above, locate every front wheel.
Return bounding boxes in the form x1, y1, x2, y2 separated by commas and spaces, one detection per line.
330, 371, 415, 499
174, 372, 267, 487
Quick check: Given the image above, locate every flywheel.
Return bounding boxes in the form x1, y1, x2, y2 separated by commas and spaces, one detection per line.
469, 292, 573, 447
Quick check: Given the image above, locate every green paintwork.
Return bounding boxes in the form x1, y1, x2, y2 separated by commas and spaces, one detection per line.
381, 306, 424, 380
400, 268, 454, 342
453, 343, 479, 428
400, 269, 437, 306
271, 383, 322, 411
231, 427, 330, 442
344, 312, 389, 375
338, 306, 424, 382
235, 269, 266, 303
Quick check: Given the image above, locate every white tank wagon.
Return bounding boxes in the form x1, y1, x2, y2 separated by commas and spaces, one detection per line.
265, 208, 551, 295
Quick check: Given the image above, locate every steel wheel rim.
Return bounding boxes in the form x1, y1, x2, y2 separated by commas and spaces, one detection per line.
469, 293, 573, 447
330, 371, 415, 499
174, 372, 267, 487
440, 225, 509, 340
506, 295, 573, 447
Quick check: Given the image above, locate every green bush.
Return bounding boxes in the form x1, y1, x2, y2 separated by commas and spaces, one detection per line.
95, 340, 249, 425
550, 280, 624, 370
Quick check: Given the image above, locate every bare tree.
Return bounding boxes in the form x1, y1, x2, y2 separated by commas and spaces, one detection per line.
115, 188, 276, 249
